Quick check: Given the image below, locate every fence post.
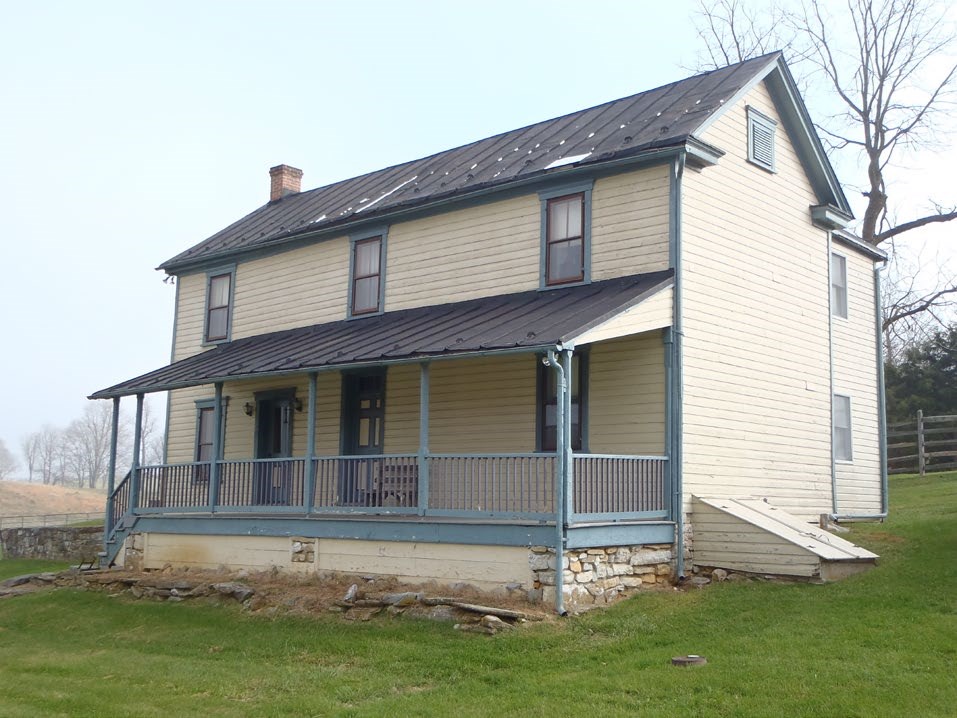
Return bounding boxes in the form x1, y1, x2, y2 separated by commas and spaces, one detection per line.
917, 409, 925, 477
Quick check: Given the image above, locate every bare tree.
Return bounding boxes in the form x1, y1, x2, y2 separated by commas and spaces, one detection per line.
0, 438, 18, 480
36, 425, 63, 486
692, 0, 957, 339
20, 433, 40, 482
140, 398, 166, 467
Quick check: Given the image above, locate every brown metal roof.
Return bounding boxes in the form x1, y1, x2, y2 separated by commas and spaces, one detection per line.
159, 54, 784, 272
90, 270, 673, 399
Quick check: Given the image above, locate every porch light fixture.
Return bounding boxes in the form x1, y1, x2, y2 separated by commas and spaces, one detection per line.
293, 397, 303, 412
243, 402, 255, 417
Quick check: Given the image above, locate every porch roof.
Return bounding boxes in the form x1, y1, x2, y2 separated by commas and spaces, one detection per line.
90, 270, 672, 399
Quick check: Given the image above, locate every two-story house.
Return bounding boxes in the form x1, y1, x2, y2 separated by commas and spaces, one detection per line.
92, 52, 884, 611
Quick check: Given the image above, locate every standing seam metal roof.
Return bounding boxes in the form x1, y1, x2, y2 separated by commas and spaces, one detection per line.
90, 270, 673, 399
159, 54, 783, 271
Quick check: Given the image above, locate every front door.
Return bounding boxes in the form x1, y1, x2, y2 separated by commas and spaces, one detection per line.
340, 371, 385, 504
255, 393, 294, 505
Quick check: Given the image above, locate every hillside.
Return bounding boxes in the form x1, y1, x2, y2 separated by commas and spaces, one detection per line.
0, 481, 105, 517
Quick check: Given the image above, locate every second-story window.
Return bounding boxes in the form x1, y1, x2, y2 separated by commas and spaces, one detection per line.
830, 252, 848, 319
546, 193, 585, 285
351, 236, 383, 315
204, 269, 234, 343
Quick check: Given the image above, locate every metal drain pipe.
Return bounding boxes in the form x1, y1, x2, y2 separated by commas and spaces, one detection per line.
545, 347, 568, 616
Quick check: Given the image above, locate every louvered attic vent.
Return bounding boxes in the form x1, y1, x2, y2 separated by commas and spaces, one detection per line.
747, 106, 776, 172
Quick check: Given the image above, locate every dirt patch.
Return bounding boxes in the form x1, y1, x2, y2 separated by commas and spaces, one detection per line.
0, 481, 104, 517
23, 566, 554, 631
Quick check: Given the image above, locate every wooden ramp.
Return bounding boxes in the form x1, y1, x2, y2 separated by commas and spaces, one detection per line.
692, 496, 878, 582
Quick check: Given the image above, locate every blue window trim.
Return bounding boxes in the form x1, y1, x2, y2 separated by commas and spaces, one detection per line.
193, 396, 229, 468
201, 265, 236, 346
347, 226, 388, 319
538, 180, 593, 291
746, 106, 777, 173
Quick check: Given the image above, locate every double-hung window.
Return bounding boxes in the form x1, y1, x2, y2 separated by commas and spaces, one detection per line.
204, 268, 234, 343
350, 233, 385, 316
194, 399, 227, 482
833, 394, 853, 462
830, 252, 848, 319
538, 354, 585, 452
539, 181, 592, 288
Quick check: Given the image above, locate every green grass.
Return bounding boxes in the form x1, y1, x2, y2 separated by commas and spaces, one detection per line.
0, 560, 71, 581
1, 473, 955, 717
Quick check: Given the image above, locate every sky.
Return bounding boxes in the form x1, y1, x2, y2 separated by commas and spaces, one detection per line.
1, 1, 954, 471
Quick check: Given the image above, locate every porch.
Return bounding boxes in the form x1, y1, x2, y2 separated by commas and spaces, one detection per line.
93, 271, 677, 610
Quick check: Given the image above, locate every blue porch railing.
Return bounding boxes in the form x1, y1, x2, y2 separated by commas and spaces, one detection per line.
114, 453, 667, 523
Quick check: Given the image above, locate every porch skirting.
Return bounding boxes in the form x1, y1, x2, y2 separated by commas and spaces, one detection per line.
116, 515, 675, 605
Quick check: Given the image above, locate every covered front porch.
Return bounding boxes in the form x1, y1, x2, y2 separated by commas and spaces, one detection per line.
93, 271, 677, 610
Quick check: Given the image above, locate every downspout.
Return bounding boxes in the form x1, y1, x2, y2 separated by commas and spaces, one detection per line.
827, 232, 838, 514
545, 347, 568, 616
830, 260, 889, 520
669, 153, 686, 579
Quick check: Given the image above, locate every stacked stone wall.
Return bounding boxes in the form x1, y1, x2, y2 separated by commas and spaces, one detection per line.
529, 544, 674, 608
0, 526, 102, 562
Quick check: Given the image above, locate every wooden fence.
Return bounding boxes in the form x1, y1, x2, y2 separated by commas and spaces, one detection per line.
887, 411, 957, 475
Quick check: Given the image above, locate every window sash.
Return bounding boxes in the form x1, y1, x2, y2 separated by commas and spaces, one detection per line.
352, 237, 382, 314
545, 194, 585, 285
833, 394, 853, 461
205, 272, 231, 342
831, 253, 848, 318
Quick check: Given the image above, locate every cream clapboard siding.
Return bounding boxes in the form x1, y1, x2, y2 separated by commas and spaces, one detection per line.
691, 498, 820, 576
172, 272, 207, 362
385, 195, 540, 311
588, 332, 666, 455
169, 166, 671, 363
231, 237, 350, 340
832, 249, 882, 514
428, 355, 537, 453
681, 80, 834, 519
573, 287, 672, 346
591, 165, 671, 279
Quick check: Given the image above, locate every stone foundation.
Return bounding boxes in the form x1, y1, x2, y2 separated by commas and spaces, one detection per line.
528, 544, 674, 608
0, 526, 102, 562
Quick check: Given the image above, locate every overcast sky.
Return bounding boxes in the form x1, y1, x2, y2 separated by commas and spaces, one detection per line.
1, 1, 954, 470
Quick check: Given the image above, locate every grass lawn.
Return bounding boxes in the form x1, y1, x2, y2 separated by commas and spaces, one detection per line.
1, 473, 955, 717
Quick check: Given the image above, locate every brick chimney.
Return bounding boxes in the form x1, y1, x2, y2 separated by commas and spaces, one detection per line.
269, 164, 303, 201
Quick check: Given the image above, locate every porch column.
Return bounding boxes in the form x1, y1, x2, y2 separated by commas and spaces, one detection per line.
663, 328, 675, 521
129, 393, 144, 514
417, 361, 430, 516
304, 372, 318, 512
561, 349, 575, 522
209, 382, 224, 512
104, 396, 121, 545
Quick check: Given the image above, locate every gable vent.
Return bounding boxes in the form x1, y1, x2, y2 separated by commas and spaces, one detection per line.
747, 106, 776, 172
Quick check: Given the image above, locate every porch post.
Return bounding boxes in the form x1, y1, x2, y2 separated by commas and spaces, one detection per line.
209, 382, 224, 512
305, 372, 318, 512
104, 396, 121, 544
561, 349, 575, 522
417, 361, 430, 516
129, 393, 144, 514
